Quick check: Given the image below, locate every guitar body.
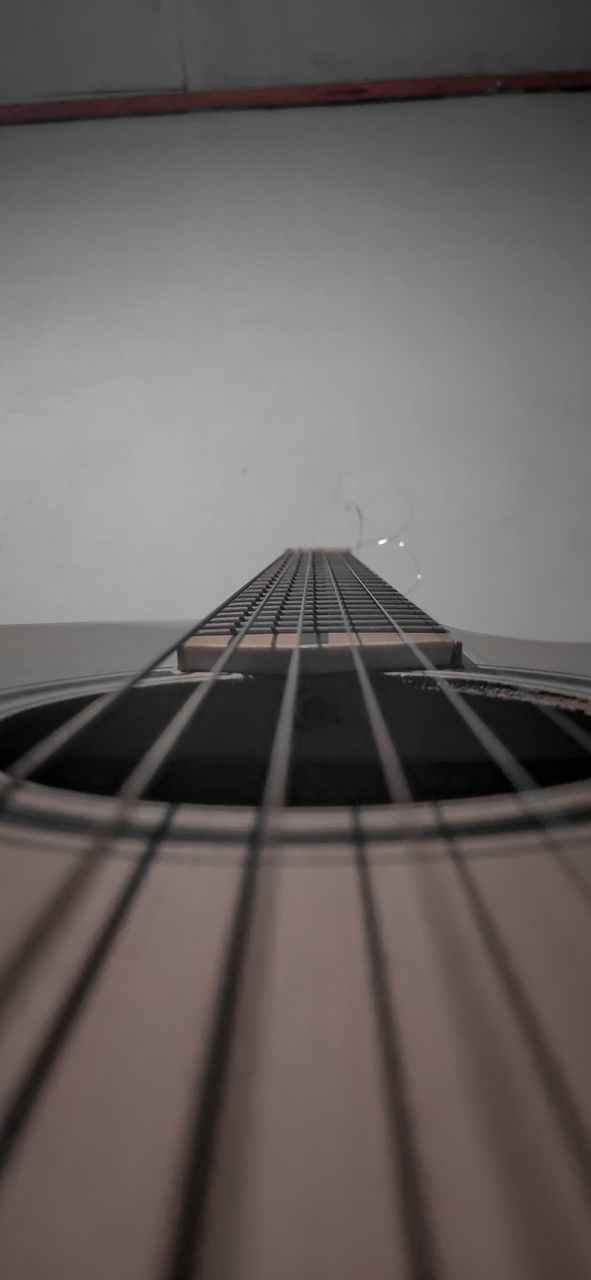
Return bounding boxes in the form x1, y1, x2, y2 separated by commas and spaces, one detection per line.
0, 552, 590, 1279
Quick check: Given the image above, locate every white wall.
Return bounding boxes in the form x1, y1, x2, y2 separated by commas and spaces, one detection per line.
1, 93, 591, 640
181, 0, 591, 91
1, 0, 591, 104
0, 1, 183, 103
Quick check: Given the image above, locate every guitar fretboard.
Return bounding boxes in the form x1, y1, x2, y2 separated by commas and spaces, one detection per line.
178, 549, 461, 672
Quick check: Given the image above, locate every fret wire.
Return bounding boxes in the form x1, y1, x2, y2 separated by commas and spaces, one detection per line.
0, 553, 299, 1021
323, 553, 412, 805
343, 552, 591, 906
0, 550, 291, 809
270, 549, 303, 638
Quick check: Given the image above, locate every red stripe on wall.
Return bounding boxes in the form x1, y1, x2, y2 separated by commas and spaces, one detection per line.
2, 69, 591, 126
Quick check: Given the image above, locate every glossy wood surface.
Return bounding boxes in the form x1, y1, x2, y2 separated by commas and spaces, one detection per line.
0, 772, 590, 1278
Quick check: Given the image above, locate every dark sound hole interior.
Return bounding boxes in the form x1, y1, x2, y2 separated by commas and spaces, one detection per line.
0, 675, 589, 806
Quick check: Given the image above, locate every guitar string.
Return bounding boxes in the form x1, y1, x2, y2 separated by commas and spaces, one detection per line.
0, 552, 299, 1022
322, 553, 412, 804
1, 547, 589, 1026
343, 554, 534, 790
0, 552, 589, 1257
0, 804, 176, 1181
345, 550, 591, 765
321, 554, 437, 1276
2, 548, 587, 815
258, 551, 313, 815
329, 553, 591, 1208
352, 804, 439, 1280
0, 553, 309, 1195
0, 548, 588, 872
0, 550, 290, 810
1, 551, 588, 872
528, 699, 591, 758
436, 801, 591, 1210
165, 552, 314, 1279
342, 552, 591, 910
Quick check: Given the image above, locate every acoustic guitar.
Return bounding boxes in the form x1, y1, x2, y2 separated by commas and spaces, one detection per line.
0, 549, 589, 1279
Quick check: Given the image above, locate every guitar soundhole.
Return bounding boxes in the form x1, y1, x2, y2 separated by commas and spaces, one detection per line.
0, 674, 589, 806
